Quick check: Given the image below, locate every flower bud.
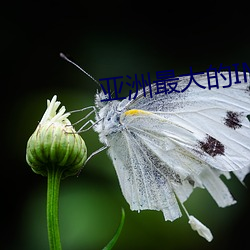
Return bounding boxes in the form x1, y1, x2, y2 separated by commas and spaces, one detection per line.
26, 95, 87, 178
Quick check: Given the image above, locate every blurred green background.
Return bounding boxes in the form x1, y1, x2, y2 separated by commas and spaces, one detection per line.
2, 1, 250, 250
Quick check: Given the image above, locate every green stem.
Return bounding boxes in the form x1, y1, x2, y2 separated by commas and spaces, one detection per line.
47, 165, 63, 250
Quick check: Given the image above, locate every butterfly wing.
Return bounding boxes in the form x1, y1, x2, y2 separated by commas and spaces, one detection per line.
127, 72, 250, 173
105, 71, 249, 221
107, 126, 182, 221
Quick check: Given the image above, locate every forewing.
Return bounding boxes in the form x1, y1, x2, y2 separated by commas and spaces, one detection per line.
127, 72, 250, 174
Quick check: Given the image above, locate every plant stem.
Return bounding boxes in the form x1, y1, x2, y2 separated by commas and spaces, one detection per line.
47, 165, 63, 250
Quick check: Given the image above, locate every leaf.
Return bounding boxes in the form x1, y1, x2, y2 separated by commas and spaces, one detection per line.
102, 208, 125, 250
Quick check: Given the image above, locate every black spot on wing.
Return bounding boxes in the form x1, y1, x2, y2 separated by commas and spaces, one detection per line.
199, 135, 225, 157
224, 111, 243, 130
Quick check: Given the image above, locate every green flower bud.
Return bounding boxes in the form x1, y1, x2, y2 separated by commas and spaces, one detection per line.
26, 95, 87, 178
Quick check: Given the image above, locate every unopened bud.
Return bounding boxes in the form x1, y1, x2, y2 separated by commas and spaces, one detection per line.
26, 95, 87, 178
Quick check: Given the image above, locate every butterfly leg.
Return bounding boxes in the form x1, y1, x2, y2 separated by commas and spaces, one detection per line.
77, 118, 104, 132
77, 145, 108, 176
85, 145, 108, 165
68, 106, 101, 132
70, 106, 96, 125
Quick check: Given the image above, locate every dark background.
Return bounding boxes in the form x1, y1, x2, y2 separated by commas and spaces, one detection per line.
2, 1, 250, 250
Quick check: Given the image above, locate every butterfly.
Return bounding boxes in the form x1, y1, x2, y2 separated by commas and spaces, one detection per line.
61, 54, 250, 241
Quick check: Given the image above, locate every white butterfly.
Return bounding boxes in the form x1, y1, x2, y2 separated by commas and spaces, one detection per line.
91, 71, 250, 241
62, 55, 250, 242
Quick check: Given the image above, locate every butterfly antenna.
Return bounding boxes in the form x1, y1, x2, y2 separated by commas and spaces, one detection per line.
60, 53, 100, 87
